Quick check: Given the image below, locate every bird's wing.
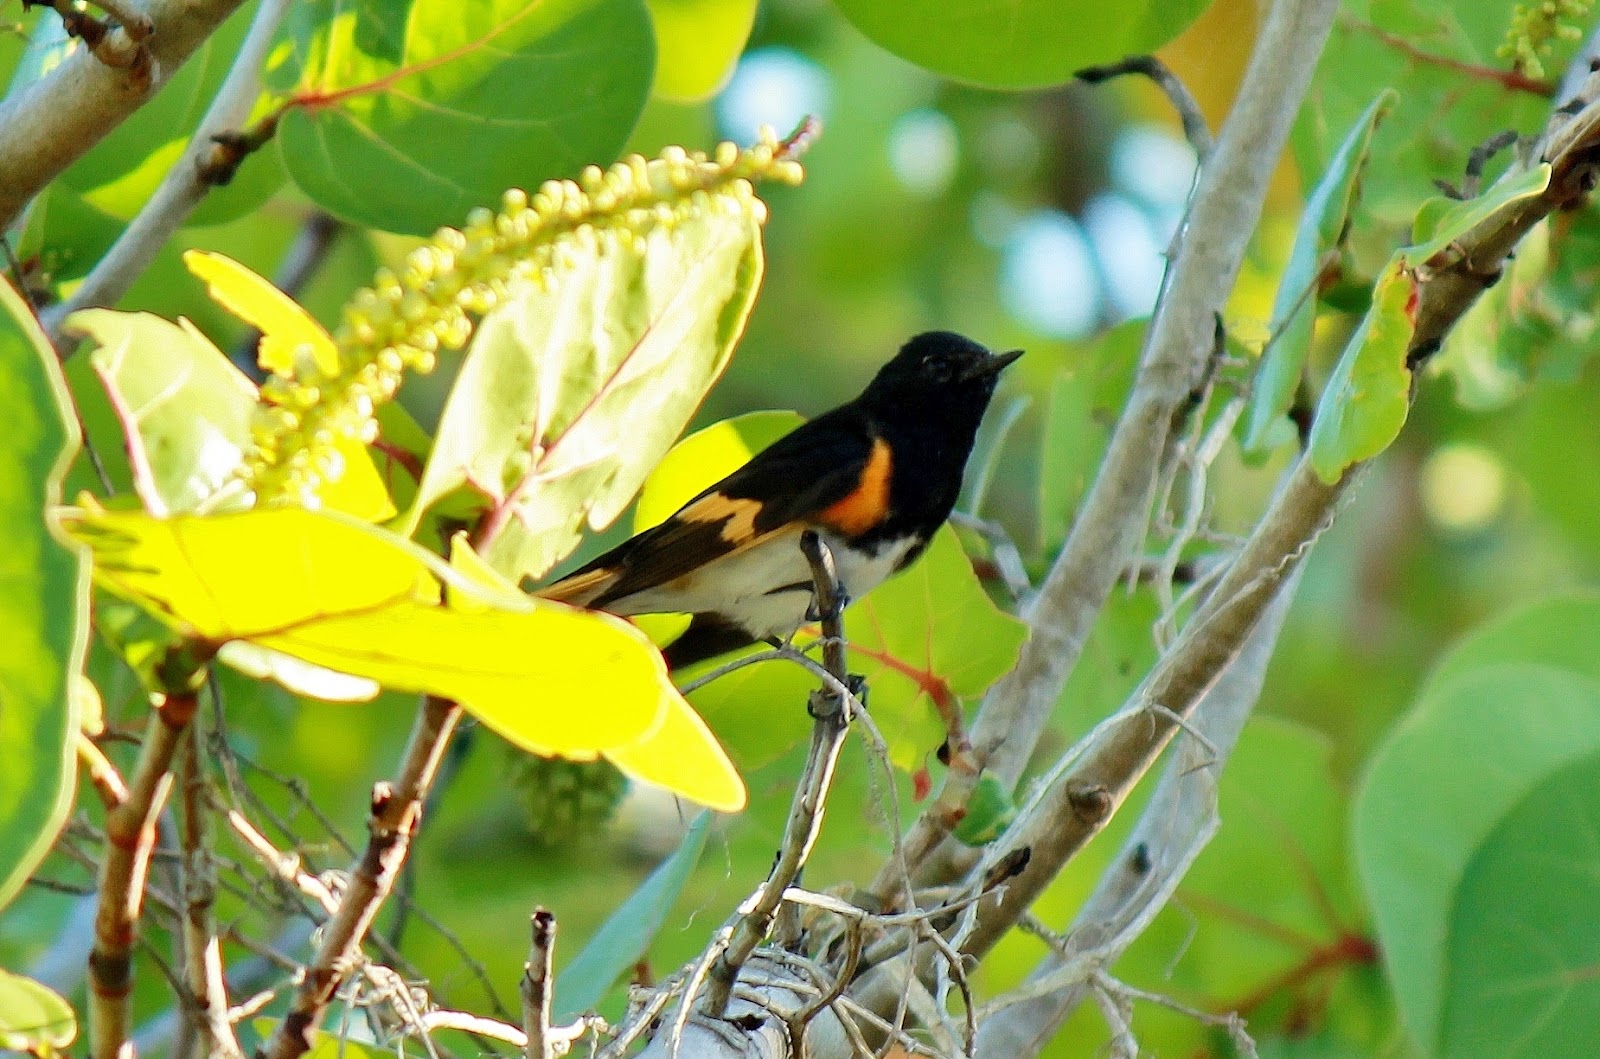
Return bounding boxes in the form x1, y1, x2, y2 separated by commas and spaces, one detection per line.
539, 408, 888, 610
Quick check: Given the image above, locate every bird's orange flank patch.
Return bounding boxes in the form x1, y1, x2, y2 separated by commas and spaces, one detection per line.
820, 437, 892, 535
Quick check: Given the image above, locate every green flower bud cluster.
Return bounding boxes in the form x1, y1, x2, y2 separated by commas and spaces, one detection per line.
507, 752, 628, 845
1499, 0, 1590, 79
241, 126, 809, 505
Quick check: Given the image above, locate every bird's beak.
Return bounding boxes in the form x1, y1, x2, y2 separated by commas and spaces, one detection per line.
966, 347, 1024, 380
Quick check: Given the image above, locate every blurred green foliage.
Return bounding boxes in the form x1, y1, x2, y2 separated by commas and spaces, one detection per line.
5, 0, 1600, 1055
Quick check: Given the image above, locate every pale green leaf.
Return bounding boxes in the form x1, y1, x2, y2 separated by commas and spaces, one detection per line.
413, 191, 765, 582
554, 813, 710, 1020
0, 969, 76, 1053
830, 0, 1209, 88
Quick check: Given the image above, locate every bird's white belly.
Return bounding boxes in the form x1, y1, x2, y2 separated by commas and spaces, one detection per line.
616, 529, 919, 640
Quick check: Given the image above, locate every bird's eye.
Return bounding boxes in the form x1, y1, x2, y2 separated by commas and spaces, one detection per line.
924, 355, 954, 380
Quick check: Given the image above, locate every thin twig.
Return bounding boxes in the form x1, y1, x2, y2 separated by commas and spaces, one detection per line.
78, 733, 130, 809
702, 532, 858, 1017
177, 726, 244, 1058
521, 909, 556, 1059
260, 695, 463, 1059
1076, 56, 1215, 160
40, 0, 291, 342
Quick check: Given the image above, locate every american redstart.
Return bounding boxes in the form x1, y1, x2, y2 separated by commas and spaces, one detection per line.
541, 331, 1022, 669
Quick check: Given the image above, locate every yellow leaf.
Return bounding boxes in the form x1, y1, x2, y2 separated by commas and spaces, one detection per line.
57, 506, 438, 641
218, 642, 381, 702
183, 250, 340, 378
254, 599, 669, 756
604, 689, 746, 811
446, 530, 516, 613
60, 508, 746, 799
316, 435, 398, 522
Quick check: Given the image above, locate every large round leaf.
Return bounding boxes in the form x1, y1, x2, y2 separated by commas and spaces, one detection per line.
0, 278, 87, 911
269, 0, 655, 235
828, 0, 1211, 89
1354, 664, 1600, 1055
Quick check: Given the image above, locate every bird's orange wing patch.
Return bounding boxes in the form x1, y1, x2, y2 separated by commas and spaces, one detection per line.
679, 491, 763, 545
818, 437, 892, 535
537, 567, 616, 606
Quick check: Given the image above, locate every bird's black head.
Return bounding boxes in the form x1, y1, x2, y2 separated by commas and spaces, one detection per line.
860, 331, 1023, 408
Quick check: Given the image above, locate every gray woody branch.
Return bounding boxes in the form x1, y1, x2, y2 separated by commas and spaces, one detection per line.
0, 0, 252, 231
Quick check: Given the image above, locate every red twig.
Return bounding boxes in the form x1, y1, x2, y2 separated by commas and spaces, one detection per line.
1343, 16, 1556, 96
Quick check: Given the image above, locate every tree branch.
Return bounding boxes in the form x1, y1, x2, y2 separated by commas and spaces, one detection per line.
177, 726, 244, 1059
259, 695, 463, 1059
40, 0, 290, 339
89, 680, 199, 1059
876, 0, 1342, 902
973, 574, 1300, 1055
0, 0, 251, 231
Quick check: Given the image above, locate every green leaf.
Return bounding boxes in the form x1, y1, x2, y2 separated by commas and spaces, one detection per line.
57, 3, 284, 227
0, 969, 76, 1053
1303, 1, 1560, 242
829, 0, 1210, 89
553, 812, 709, 1021
1441, 753, 1600, 1058
0, 279, 87, 912
1428, 591, 1600, 694
952, 774, 1016, 845
268, 0, 655, 235
65, 309, 257, 515
413, 183, 766, 583
1244, 91, 1395, 456
1306, 256, 1418, 484
648, 0, 757, 101
1408, 164, 1551, 265
1354, 664, 1600, 1055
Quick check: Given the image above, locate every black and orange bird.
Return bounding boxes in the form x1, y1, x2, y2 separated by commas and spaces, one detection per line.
540, 331, 1022, 670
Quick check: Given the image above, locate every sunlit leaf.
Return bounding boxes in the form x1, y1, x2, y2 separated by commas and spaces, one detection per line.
1306, 256, 1418, 484
1244, 91, 1395, 455
267, 0, 655, 235
554, 812, 710, 1020
952, 773, 1016, 845
830, 0, 1209, 88
0, 279, 86, 912
63, 507, 741, 802
64, 305, 395, 522
216, 642, 381, 703
61, 506, 437, 642
604, 691, 744, 811
66, 309, 256, 516
649, 0, 758, 101
0, 969, 76, 1053
183, 249, 339, 377
411, 185, 765, 582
